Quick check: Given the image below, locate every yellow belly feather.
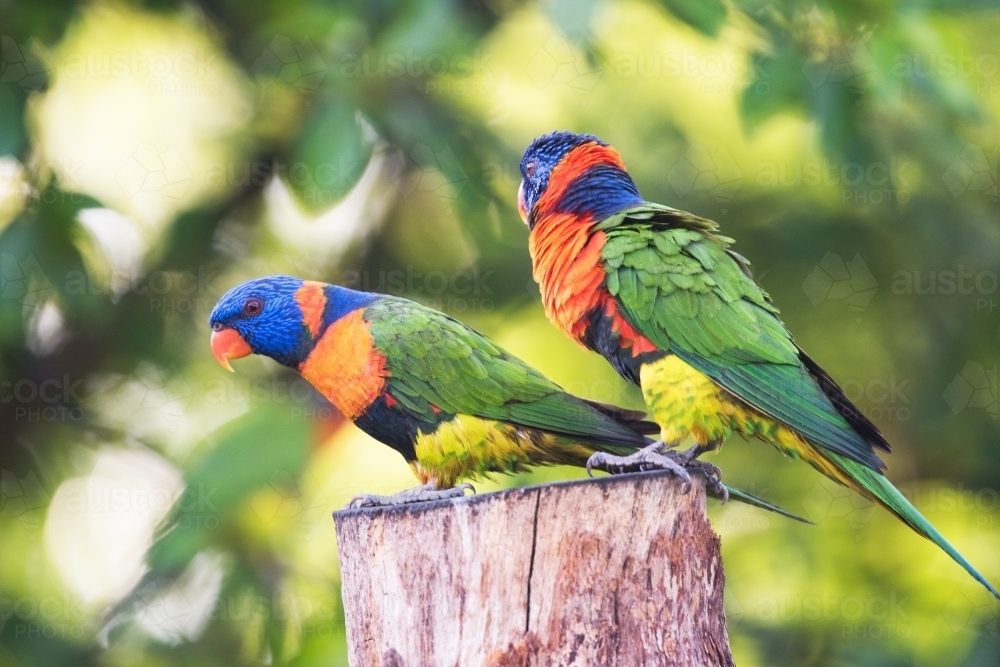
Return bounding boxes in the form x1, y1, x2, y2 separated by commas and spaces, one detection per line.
640, 355, 854, 486
411, 414, 595, 488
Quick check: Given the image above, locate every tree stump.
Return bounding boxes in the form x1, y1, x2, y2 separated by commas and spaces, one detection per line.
333, 472, 733, 667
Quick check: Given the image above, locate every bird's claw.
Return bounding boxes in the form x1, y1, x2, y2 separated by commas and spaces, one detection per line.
347, 482, 476, 509
586, 441, 693, 493
685, 460, 727, 502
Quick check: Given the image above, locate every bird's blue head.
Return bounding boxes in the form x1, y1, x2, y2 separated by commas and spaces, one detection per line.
209, 276, 380, 371
518, 130, 641, 228
209, 275, 312, 369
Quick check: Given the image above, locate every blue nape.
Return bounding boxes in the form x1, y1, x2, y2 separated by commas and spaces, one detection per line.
320, 285, 379, 331
554, 164, 642, 221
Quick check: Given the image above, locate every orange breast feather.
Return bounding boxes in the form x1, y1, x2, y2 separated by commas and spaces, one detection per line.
298, 309, 387, 419
529, 213, 606, 344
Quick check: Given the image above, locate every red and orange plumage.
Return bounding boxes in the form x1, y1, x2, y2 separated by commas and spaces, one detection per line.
527, 140, 658, 361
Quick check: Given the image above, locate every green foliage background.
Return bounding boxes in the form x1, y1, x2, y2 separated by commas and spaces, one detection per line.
1, 0, 998, 665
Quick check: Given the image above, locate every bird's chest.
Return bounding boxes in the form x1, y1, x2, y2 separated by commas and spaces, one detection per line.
529, 215, 607, 342
298, 310, 387, 419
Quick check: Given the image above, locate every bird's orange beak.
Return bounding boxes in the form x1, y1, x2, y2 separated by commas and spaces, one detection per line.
517, 180, 528, 225
211, 327, 252, 372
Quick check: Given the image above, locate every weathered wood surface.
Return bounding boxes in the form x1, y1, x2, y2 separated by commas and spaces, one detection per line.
334, 472, 733, 667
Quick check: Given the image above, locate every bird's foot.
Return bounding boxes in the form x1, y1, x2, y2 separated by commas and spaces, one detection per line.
686, 461, 728, 502
586, 441, 693, 493
347, 483, 475, 509
672, 442, 726, 500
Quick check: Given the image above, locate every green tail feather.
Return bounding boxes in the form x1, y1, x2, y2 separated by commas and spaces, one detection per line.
831, 453, 1000, 600
723, 485, 814, 524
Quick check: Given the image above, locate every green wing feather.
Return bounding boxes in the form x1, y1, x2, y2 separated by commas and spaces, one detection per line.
363, 297, 646, 451
598, 203, 887, 472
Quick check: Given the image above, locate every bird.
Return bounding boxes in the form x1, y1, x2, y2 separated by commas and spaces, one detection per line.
516, 130, 999, 598
208, 275, 808, 518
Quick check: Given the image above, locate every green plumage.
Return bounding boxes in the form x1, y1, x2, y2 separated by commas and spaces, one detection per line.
594, 202, 999, 599
361, 296, 811, 524
363, 296, 646, 450
599, 203, 887, 471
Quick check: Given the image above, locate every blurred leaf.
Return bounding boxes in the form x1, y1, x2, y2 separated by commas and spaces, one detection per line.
286, 96, 368, 213
148, 409, 309, 571
741, 49, 806, 130
0, 87, 26, 156
656, 0, 727, 36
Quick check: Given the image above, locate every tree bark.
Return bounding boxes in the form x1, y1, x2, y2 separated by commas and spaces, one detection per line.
333, 472, 733, 667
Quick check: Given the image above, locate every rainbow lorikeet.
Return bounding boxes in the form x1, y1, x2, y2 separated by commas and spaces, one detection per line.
208, 276, 807, 517
517, 131, 999, 598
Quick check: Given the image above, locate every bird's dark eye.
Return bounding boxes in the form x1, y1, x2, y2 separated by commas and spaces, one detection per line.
211, 322, 223, 332
244, 299, 263, 316
525, 160, 537, 178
